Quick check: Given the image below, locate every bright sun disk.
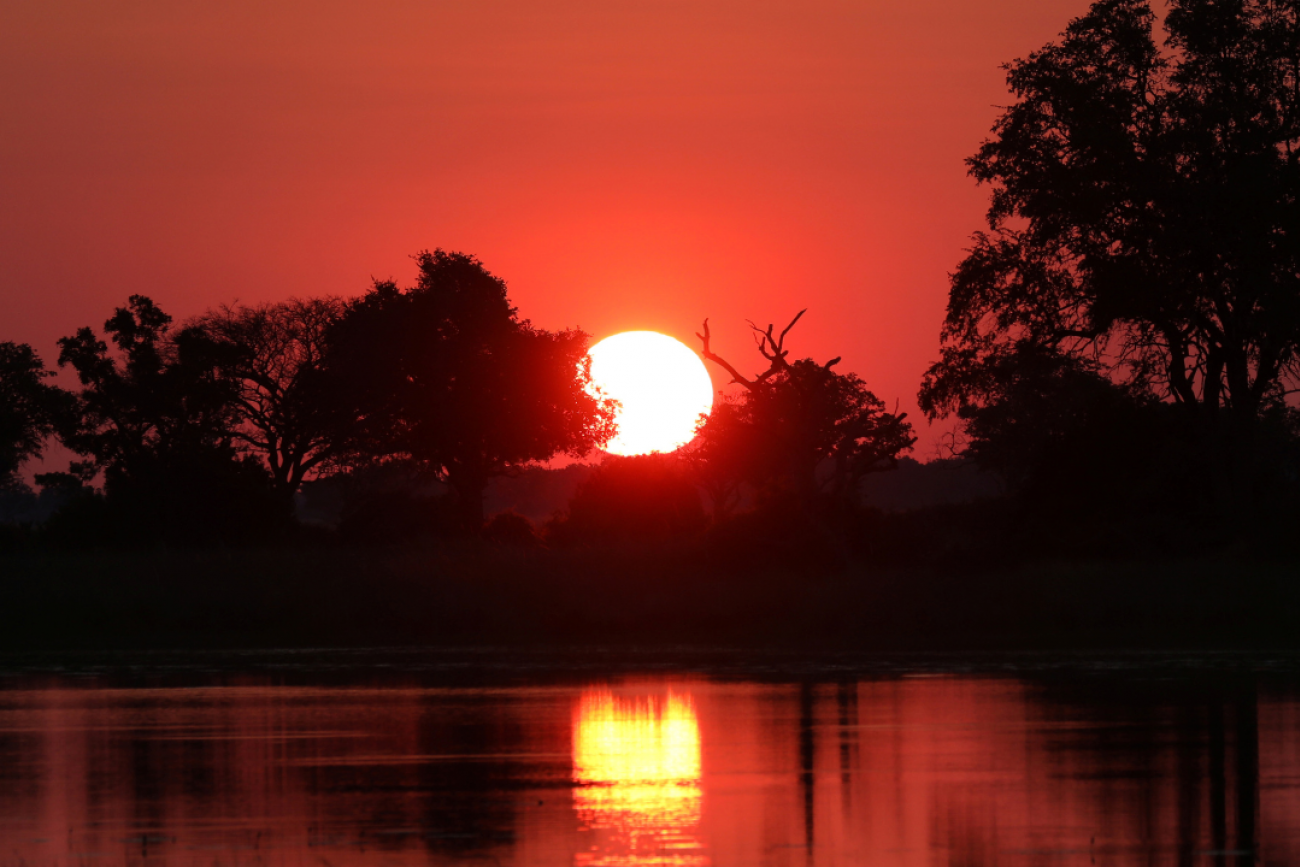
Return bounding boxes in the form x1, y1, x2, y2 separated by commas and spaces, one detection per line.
588, 331, 714, 456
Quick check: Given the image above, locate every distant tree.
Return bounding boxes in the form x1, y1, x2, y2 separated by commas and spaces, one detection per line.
546, 453, 706, 544
324, 250, 617, 529
55, 295, 284, 543
920, 0, 1300, 465
57, 296, 239, 474
695, 311, 915, 507
482, 462, 595, 525
939, 343, 1197, 509
482, 510, 543, 547
191, 297, 349, 498
679, 395, 751, 520
0, 480, 39, 526
0, 342, 71, 488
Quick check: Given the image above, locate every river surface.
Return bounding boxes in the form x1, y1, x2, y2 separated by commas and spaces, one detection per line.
0, 649, 1296, 866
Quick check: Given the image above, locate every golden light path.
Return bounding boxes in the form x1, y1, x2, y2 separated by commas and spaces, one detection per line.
572, 688, 707, 866
588, 332, 714, 456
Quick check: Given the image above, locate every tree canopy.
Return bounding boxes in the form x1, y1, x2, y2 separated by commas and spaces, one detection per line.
52, 296, 285, 543
547, 453, 707, 544
0, 342, 70, 488
56, 295, 243, 479
191, 297, 349, 498
693, 311, 915, 507
920, 0, 1300, 432
324, 249, 616, 528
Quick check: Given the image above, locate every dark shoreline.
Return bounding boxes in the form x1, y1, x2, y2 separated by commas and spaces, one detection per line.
5, 646, 1300, 692
2, 545, 1296, 654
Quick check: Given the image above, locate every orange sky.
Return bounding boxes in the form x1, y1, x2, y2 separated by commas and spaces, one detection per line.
1, 0, 1089, 457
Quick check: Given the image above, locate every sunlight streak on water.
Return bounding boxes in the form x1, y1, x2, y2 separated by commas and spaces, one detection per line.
572, 688, 706, 865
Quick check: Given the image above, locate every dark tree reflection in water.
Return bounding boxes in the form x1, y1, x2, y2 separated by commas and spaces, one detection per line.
0, 663, 1294, 866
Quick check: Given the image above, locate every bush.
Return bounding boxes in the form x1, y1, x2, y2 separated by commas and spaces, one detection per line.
483, 511, 543, 547
38, 451, 292, 548
546, 454, 706, 546
337, 489, 459, 544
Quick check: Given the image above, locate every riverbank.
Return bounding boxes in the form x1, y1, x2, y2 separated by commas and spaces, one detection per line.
1, 544, 1295, 652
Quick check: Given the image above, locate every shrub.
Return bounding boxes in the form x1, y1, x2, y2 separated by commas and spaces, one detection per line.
546, 454, 706, 545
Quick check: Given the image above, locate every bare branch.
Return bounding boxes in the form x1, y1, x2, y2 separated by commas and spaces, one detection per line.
778, 309, 807, 346
747, 310, 805, 372
702, 311, 814, 388
696, 318, 754, 388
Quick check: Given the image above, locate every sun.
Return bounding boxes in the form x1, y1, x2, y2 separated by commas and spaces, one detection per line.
588, 331, 714, 456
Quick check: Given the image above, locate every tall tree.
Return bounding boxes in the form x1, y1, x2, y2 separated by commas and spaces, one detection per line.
325, 249, 616, 529
695, 311, 915, 506
0, 342, 71, 488
920, 0, 1300, 441
57, 295, 240, 477
679, 394, 752, 520
54, 296, 285, 543
191, 297, 348, 498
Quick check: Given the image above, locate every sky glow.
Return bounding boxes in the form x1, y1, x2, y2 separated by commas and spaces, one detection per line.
0, 0, 1090, 461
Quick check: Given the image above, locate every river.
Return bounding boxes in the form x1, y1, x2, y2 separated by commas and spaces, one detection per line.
0, 649, 1294, 865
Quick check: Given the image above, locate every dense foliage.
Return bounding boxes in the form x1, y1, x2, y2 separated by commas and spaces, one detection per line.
191, 297, 349, 498
546, 454, 707, 544
0, 342, 69, 488
51, 296, 286, 543
322, 250, 616, 528
691, 312, 915, 509
5, 0, 1298, 553
920, 0, 1300, 516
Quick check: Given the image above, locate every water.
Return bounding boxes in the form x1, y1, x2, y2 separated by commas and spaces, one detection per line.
0, 649, 1296, 865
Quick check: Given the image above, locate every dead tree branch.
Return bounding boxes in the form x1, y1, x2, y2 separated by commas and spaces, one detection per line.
696, 318, 755, 388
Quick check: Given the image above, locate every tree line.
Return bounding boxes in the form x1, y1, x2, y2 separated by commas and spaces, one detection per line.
2, 0, 1297, 552
1, 251, 605, 541
918, 0, 1300, 539
1, 248, 917, 546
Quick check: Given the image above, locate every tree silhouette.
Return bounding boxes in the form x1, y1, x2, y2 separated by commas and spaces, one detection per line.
0, 342, 71, 489
938, 342, 1201, 516
54, 296, 283, 542
920, 0, 1300, 458
547, 453, 706, 544
679, 395, 752, 520
325, 250, 616, 529
695, 311, 915, 507
57, 296, 240, 475
192, 297, 349, 499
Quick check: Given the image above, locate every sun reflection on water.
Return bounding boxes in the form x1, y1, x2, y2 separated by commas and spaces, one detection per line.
572, 688, 707, 866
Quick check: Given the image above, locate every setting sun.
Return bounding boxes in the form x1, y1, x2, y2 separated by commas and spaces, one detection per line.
588, 331, 714, 456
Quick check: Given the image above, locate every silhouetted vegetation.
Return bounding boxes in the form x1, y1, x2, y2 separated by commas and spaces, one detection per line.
321, 250, 616, 530
191, 296, 350, 501
1, 1, 1298, 651
691, 310, 916, 512
46, 295, 288, 545
481, 510, 543, 548
326, 461, 461, 545
1, 542, 1297, 651
545, 454, 707, 545
858, 456, 1001, 512
919, 0, 1300, 532
0, 341, 72, 489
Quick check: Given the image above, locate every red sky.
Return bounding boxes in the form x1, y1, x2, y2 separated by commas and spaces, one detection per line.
1, 0, 1089, 458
